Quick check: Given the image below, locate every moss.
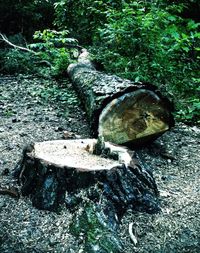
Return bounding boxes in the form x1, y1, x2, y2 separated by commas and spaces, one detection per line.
70, 202, 123, 253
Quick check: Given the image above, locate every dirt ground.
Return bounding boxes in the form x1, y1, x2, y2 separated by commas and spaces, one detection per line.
0, 75, 199, 253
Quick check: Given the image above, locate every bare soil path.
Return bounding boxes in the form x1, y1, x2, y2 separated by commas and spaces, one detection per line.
0, 75, 199, 253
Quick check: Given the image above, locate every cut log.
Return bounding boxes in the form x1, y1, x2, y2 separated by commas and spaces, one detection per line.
67, 51, 174, 146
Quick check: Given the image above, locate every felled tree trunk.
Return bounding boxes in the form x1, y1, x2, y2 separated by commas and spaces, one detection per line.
67, 51, 174, 146
14, 139, 160, 252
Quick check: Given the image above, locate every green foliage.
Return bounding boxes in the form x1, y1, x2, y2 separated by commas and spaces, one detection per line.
1, 0, 199, 124
90, 2, 200, 124
176, 98, 200, 125
30, 29, 78, 76
0, 0, 55, 39
27, 79, 80, 118
53, 0, 119, 44
0, 29, 78, 76
2, 108, 15, 117
0, 49, 37, 74
92, 2, 199, 79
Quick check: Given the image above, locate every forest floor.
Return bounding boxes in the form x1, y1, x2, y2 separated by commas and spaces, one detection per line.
0, 75, 199, 253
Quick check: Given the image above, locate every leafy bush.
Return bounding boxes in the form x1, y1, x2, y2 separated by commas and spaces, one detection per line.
54, 0, 121, 44
90, 2, 200, 124
53, 0, 200, 124
0, 49, 37, 74
0, 29, 78, 76
30, 29, 78, 76
0, 0, 55, 40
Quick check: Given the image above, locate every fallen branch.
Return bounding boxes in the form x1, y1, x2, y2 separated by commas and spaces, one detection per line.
0, 186, 19, 198
0, 33, 36, 54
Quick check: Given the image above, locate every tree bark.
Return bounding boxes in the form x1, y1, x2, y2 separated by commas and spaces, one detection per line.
67, 51, 174, 146
14, 138, 160, 252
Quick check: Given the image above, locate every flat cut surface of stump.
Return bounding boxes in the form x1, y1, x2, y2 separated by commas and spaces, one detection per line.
15, 137, 159, 215
33, 139, 119, 171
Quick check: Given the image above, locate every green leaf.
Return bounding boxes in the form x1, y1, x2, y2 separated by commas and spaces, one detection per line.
182, 46, 190, 52
187, 20, 200, 30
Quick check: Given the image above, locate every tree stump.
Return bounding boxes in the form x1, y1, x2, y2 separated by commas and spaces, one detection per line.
67, 50, 174, 146
14, 138, 160, 252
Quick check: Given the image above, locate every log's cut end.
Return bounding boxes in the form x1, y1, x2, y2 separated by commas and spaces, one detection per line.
32, 139, 120, 171
98, 89, 173, 145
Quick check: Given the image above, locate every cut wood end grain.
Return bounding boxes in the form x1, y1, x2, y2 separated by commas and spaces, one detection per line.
67, 50, 174, 146
99, 89, 171, 145
31, 139, 120, 171
15, 138, 160, 213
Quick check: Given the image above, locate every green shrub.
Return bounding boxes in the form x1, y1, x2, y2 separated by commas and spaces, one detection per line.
1, 1, 199, 124
53, 0, 200, 124
0, 49, 37, 74
90, 2, 200, 124
30, 29, 78, 76
0, 29, 78, 76
54, 0, 121, 44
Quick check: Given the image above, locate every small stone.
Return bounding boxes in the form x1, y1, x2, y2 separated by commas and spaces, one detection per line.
1, 168, 9, 176
12, 118, 17, 123
0, 160, 5, 165
0, 199, 5, 209
63, 130, 75, 139
55, 126, 63, 132
19, 132, 27, 137
12, 117, 20, 123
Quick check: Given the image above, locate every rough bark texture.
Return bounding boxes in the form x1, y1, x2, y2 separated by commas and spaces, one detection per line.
67, 54, 174, 146
14, 139, 160, 252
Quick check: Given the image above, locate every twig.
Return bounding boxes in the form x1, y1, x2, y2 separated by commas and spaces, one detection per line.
0, 186, 19, 198
129, 222, 138, 245
0, 33, 36, 54
171, 201, 197, 215
54, 43, 83, 50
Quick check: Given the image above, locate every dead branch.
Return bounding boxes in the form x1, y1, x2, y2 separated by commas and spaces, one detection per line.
0, 186, 19, 198
0, 33, 36, 54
